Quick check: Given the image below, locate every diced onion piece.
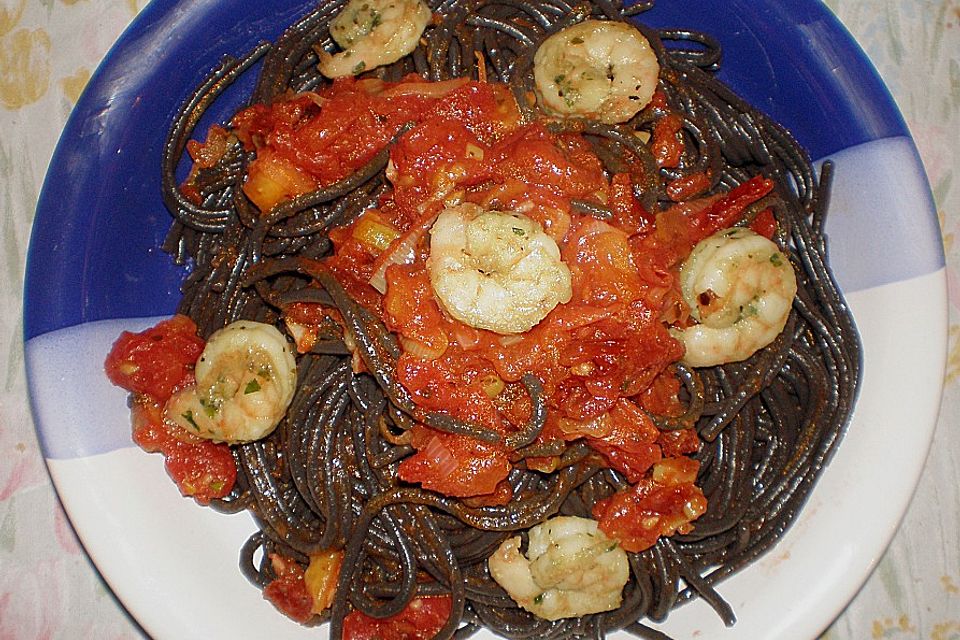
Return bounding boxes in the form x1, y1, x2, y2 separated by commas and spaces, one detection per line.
377, 77, 470, 99
480, 374, 505, 399
284, 318, 317, 354
244, 151, 317, 212
400, 336, 447, 360
368, 217, 434, 294
558, 413, 611, 438
422, 435, 459, 478
352, 213, 401, 253
304, 549, 344, 614
465, 143, 485, 160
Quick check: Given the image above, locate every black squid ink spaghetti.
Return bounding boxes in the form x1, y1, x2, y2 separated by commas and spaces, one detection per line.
103, 0, 861, 638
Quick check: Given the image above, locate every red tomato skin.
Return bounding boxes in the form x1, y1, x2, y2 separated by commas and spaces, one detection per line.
689, 175, 775, 242
162, 440, 237, 505
342, 595, 453, 640
397, 425, 511, 498
652, 113, 684, 168
383, 264, 449, 356
263, 557, 314, 624
749, 207, 778, 239
130, 398, 237, 504
104, 315, 205, 401
609, 173, 655, 237
474, 123, 607, 201
593, 456, 706, 552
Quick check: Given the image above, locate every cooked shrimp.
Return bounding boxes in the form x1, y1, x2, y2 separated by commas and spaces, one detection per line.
317, 0, 431, 78
165, 321, 298, 443
488, 515, 630, 621
676, 227, 797, 367
428, 202, 572, 335
533, 20, 659, 124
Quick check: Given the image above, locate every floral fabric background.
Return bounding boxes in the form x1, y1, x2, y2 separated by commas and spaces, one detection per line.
0, 0, 957, 638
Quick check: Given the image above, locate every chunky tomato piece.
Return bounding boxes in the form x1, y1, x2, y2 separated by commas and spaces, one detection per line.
474, 123, 607, 201
652, 113, 685, 168
398, 425, 511, 497
263, 554, 314, 624
609, 173, 655, 237
665, 170, 712, 202
104, 315, 205, 401
130, 397, 237, 504
389, 117, 487, 222
584, 400, 662, 482
657, 428, 701, 458
162, 439, 237, 504
636, 368, 684, 417
432, 81, 520, 144
749, 207, 778, 239
688, 175, 775, 242
593, 457, 707, 552
396, 354, 501, 429
383, 264, 450, 358
342, 595, 452, 640
563, 219, 642, 307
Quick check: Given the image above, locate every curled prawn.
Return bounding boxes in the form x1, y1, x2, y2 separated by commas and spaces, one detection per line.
487, 515, 630, 621
533, 20, 660, 124
675, 227, 797, 367
428, 202, 572, 335
317, 0, 432, 78
165, 321, 298, 443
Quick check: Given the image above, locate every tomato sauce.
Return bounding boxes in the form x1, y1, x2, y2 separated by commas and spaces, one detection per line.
226, 76, 720, 549
167, 76, 777, 564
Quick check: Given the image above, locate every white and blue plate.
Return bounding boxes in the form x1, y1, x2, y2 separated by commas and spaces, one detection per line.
24, 0, 946, 638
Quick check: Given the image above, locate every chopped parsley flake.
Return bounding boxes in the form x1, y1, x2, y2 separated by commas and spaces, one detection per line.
770, 253, 783, 266
352, 61, 367, 74
245, 379, 262, 394
182, 410, 200, 431
512, 227, 525, 236
199, 398, 217, 418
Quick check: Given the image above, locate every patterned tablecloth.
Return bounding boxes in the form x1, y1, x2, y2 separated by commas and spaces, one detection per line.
1, 0, 957, 638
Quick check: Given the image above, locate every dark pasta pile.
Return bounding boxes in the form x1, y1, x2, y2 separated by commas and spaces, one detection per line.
155, 0, 861, 637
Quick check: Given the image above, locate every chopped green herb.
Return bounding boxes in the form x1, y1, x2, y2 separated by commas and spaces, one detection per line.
182, 410, 200, 431
244, 379, 262, 394
606, 542, 619, 552
370, 9, 382, 28
769, 253, 783, 266
512, 227, 525, 236
352, 61, 367, 74
533, 593, 544, 604
563, 90, 580, 108
199, 398, 217, 418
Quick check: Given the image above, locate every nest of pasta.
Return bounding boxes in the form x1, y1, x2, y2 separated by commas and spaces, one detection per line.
104, 0, 862, 637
